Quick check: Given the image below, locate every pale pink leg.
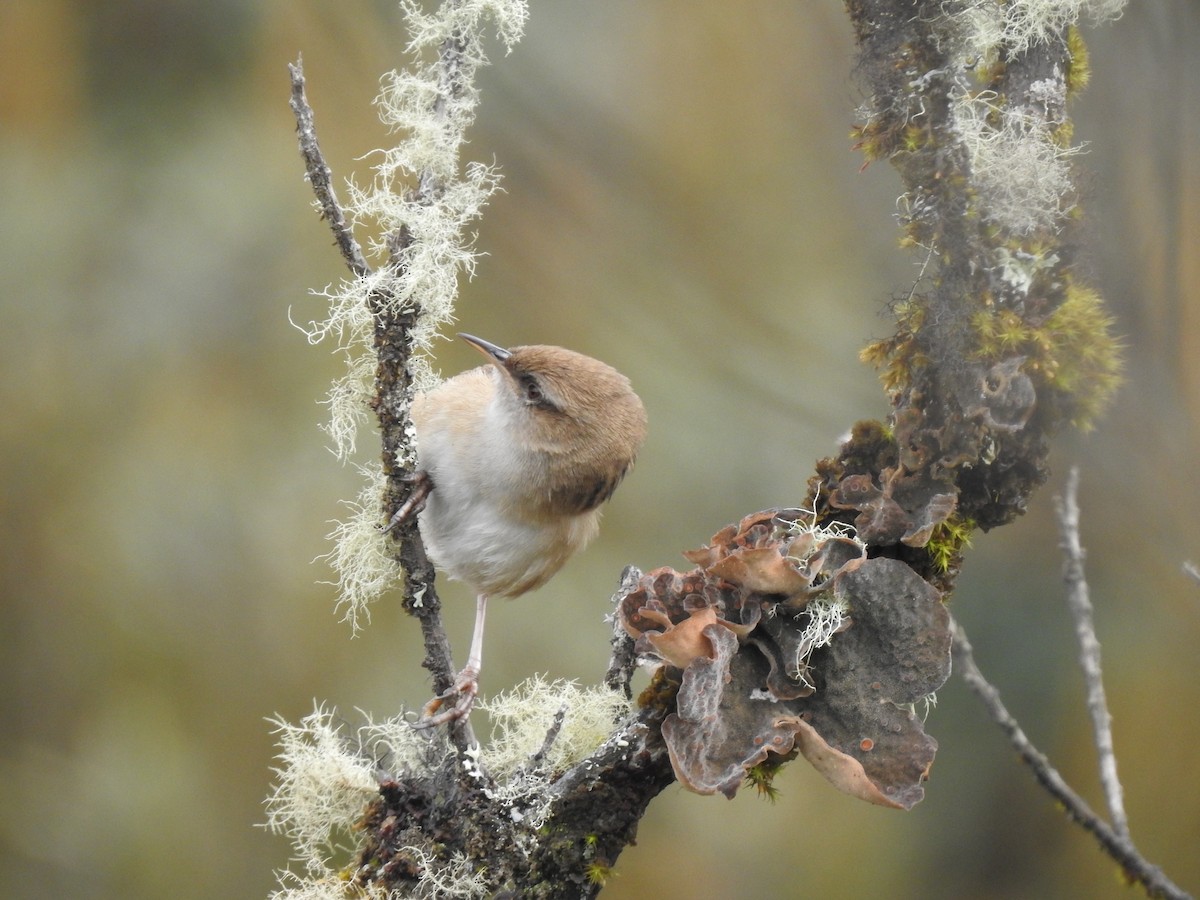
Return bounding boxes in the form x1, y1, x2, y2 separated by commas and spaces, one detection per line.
465, 590, 486, 675
414, 593, 487, 728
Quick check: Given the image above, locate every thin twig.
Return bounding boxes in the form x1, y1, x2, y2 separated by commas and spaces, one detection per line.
527, 704, 569, 771
1054, 466, 1129, 838
951, 618, 1190, 900
373, 11, 480, 754
288, 57, 371, 279
1183, 561, 1200, 586
604, 566, 643, 700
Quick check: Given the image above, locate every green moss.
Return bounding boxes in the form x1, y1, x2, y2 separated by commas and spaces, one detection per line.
635, 667, 681, 712
841, 420, 898, 473
585, 861, 613, 887
1065, 26, 1091, 98
926, 515, 976, 574
744, 756, 788, 802
970, 277, 1122, 430
860, 297, 928, 394
1038, 280, 1123, 428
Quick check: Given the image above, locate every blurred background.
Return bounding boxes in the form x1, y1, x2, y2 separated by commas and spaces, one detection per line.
1, 1, 1197, 898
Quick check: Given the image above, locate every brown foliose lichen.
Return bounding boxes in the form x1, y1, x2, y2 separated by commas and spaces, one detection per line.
618, 512, 950, 807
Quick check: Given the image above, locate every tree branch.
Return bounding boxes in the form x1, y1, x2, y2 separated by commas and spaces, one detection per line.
952, 619, 1189, 899
287, 57, 371, 279
1054, 466, 1128, 838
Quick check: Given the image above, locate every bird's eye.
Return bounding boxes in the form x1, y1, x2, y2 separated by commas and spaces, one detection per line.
518, 373, 545, 405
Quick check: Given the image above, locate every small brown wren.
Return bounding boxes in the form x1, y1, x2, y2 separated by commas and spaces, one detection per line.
397, 333, 647, 726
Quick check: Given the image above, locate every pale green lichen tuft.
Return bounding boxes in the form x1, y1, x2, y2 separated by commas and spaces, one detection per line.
952, 90, 1085, 234
481, 676, 631, 777
321, 462, 400, 633
266, 704, 440, 898
264, 705, 380, 878
478, 676, 632, 820
955, 0, 1126, 58
385, 844, 489, 899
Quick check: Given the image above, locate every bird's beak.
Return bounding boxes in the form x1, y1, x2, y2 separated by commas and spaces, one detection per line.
458, 333, 512, 364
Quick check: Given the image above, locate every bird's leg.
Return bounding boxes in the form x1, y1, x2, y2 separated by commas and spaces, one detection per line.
413, 592, 487, 728
380, 470, 433, 535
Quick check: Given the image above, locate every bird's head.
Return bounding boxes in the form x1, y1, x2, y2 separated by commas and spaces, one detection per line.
458, 333, 647, 509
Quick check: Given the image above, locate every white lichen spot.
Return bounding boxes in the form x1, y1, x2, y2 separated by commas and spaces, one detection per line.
918, 691, 939, 723
994, 245, 1060, 296
785, 491, 867, 575
793, 595, 853, 689
952, 91, 1084, 234
391, 844, 489, 899
955, 0, 1126, 58
270, 870, 390, 900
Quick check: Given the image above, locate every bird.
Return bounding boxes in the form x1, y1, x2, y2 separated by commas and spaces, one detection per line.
389, 333, 647, 727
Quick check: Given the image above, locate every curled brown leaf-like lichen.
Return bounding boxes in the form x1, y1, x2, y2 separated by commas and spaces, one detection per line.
617, 512, 950, 807
619, 510, 865, 697
829, 467, 957, 549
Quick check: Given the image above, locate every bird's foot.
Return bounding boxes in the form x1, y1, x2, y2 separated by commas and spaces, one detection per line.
411, 666, 479, 729
380, 471, 433, 535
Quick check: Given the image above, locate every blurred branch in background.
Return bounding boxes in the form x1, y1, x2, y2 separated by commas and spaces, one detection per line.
1184, 561, 1200, 586
1055, 467, 1127, 840
952, 469, 1188, 900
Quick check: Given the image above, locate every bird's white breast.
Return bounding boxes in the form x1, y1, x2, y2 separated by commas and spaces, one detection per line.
412, 368, 601, 597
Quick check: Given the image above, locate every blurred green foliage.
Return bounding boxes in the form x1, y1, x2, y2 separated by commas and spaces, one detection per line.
1, 2, 1197, 898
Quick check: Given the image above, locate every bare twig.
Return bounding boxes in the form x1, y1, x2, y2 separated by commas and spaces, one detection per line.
288, 57, 371, 279
604, 566, 643, 700
1054, 467, 1128, 838
1183, 561, 1200, 586
527, 703, 569, 772
952, 619, 1190, 900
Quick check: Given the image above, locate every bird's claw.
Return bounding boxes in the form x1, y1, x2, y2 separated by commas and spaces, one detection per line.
411, 667, 479, 729
380, 471, 433, 535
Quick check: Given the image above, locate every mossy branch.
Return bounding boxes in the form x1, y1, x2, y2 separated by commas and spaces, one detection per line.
843, 3, 1184, 895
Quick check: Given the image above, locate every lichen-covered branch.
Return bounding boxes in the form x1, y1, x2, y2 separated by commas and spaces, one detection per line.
844, 0, 1123, 563
834, 3, 1187, 894
287, 0, 532, 753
